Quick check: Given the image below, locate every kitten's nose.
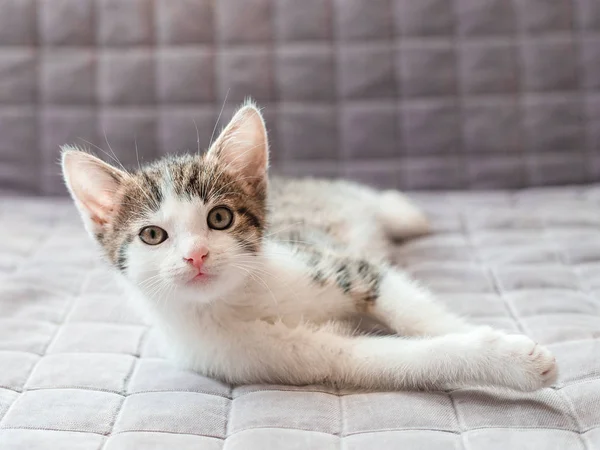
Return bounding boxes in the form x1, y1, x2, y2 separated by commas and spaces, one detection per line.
184, 247, 209, 270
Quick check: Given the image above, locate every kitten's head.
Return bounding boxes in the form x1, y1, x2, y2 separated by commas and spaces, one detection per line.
62, 101, 268, 304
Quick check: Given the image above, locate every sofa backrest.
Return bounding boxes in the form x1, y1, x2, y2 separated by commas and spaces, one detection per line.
0, 0, 598, 194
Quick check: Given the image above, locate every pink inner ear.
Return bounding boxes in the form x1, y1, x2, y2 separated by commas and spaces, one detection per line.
72, 173, 121, 225
81, 195, 114, 226
62, 149, 126, 228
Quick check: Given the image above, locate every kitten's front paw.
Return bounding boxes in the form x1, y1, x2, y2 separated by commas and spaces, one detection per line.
470, 327, 558, 391
500, 334, 558, 390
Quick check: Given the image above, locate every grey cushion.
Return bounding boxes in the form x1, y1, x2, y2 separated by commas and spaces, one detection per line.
0, 0, 599, 194
1, 187, 599, 449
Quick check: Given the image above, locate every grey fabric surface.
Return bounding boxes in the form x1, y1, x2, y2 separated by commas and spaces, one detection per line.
1, 187, 600, 449
0, 0, 599, 194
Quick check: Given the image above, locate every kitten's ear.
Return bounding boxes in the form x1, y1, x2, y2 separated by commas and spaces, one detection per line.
61, 146, 128, 233
208, 100, 269, 178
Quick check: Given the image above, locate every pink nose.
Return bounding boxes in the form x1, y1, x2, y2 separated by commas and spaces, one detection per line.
184, 247, 209, 269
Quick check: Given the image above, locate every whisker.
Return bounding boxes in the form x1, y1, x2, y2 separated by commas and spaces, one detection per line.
77, 138, 128, 172
209, 88, 230, 149
193, 117, 201, 155
134, 134, 141, 172
232, 264, 279, 307
103, 128, 128, 173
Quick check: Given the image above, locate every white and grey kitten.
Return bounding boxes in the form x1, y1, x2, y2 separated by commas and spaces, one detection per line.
61, 101, 557, 391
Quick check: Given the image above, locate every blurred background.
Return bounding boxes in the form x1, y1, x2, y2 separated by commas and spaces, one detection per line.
0, 0, 598, 195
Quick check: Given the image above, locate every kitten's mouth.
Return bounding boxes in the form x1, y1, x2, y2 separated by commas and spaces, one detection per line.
188, 271, 215, 285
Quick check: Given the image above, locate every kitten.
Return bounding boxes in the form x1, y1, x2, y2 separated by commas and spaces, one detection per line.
61, 101, 557, 391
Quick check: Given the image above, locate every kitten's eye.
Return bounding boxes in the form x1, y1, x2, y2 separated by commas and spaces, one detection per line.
207, 206, 234, 230
139, 226, 168, 245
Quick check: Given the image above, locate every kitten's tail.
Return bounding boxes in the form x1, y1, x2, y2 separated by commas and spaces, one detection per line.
377, 190, 430, 239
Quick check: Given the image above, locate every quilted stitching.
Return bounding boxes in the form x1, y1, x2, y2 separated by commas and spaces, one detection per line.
0, 190, 599, 449
0, 0, 598, 194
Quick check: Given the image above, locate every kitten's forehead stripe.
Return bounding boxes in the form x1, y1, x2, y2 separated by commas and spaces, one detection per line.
184, 163, 200, 199
140, 171, 163, 209
171, 160, 189, 197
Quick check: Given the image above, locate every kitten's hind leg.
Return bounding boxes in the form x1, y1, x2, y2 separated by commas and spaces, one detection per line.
377, 190, 430, 239
366, 266, 476, 337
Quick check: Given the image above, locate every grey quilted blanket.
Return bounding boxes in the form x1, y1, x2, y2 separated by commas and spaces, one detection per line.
1, 187, 599, 449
